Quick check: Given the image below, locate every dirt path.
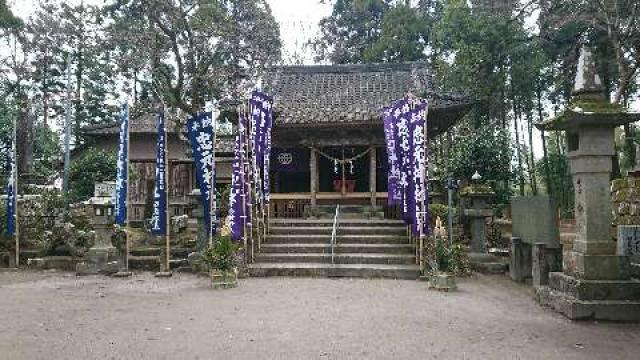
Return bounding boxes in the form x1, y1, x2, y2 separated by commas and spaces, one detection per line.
0, 270, 639, 359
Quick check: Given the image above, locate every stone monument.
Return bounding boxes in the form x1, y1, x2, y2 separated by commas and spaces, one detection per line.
510, 196, 561, 284
76, 182, 121, 275
535, 46, 640, 321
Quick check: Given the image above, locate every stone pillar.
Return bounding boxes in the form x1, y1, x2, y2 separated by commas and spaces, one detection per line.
509, 237, 531, 282
369, 146, 376, 209
310, 148, 317, 209
534, 46, 640, 320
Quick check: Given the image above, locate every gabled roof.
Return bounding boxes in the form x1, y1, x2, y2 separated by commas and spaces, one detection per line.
263, 62, 473, 133
83, 62, 473, 138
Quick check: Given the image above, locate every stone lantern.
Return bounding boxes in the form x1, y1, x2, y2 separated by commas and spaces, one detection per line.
460, 173, 495, 254
76, 184, 121, 275
535, 46, 640, 320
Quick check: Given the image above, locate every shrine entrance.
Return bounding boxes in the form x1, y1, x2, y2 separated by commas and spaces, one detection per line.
269, 144, 394, 219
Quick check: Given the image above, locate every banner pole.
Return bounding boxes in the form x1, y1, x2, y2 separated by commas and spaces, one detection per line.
125, 104, 131, 272
244, 103, 255, 263
210, 111, 217, 249
165, 110, 171, 273
247, 98, 260, 253
238, 108, 249, 264
13, 115, 19, 268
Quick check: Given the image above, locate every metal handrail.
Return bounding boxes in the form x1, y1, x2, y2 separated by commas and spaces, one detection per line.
330, 205, 340, 265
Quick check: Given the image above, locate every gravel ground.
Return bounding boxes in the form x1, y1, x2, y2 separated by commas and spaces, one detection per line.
0, 270, 639, 360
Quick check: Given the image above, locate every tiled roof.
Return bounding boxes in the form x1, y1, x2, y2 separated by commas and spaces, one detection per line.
83, 62, 473, 137
261, 62, 473, 133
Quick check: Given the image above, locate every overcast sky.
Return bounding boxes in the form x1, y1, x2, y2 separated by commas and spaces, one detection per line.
8, 0, 332, 64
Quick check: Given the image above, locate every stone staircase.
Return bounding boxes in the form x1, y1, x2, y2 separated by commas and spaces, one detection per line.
249, 218, 420, 279
128, 247, 192, 271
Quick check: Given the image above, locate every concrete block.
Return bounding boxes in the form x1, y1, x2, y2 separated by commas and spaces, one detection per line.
618, 225, 640, 263
533, 244, 562, 287
511, 196, 560, 248
510, 237, 532, 282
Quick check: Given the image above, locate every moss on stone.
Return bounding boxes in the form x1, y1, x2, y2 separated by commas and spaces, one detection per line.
460, 184, 494, 196
569, 99, 626, 114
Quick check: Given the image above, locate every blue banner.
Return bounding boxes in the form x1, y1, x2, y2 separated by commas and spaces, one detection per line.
187, 111, 216, 236
150, 111, 167, 236
114, 103, 129, 226
229, 114, 249, 241
6, 128, 16, 236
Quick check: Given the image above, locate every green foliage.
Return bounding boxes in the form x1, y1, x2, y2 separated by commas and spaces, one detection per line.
429, 203, 452, 223
363, 4, 430, 63
313, 0, 392, 64
20, 189, 65, 251
201, 235, 240, 272
435, 240, 469, 276
32, 122, 61, 182
536, 153, 575, 218
446, 126, 513, 183
69, 149, 116, 202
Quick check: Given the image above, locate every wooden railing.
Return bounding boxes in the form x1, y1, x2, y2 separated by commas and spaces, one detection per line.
269, 194, 311, 219
269, 192, 399, 219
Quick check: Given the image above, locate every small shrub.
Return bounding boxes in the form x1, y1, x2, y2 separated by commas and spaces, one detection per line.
201, 235, 239, 272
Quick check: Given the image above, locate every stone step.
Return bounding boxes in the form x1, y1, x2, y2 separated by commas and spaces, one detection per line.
248, 262, 420, 279
255, 253, 416, 265
128, 256, 188, 271
269, 226, 407, 236
548, 272, 640, 301
259, 243, 415, 254
470, 261, 508, 274
265, 234, 409, 245
130, 247, 192, 258
129, 256, 159, 271
536, 285, 640, 321
269, 219, 406, 227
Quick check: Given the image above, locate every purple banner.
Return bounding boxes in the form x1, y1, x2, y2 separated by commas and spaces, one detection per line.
229, 114, 250, 241
249, 90, 274, 205
382, 98, 430, 236
382, 99, 408, 205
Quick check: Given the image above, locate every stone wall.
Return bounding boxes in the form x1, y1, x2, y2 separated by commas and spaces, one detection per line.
612, 177, 640, 230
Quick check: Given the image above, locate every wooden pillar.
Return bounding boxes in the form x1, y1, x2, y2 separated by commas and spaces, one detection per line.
341, 147, 346, 196
310, 148, 317, 208
369, 146, 377, 209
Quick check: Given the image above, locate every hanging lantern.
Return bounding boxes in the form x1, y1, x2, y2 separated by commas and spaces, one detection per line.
334, 159, 338, 174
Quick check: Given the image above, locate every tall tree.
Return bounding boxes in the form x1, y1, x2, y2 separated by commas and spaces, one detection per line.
313, 0, 392, 64
106, 0, 282, 115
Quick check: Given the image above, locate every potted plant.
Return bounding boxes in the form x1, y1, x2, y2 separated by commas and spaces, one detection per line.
201, 235, 240, 289
427, 217, 469, 291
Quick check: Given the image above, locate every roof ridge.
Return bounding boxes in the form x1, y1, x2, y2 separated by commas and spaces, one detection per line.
267, 62, 427, 74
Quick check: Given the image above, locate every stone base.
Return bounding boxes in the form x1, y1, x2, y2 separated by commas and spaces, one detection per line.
211, 269, 238, 289
429, 272, 457, 292
565, 252, 630, 280
536, 285, 640, 321
535, 271, 640, 321
76, 247, 120, 276
469, 252, 508, 274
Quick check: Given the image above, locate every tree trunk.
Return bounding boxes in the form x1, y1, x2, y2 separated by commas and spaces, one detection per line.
526, 111, 538, 195
513, 100, 525, 196
16, 93, 34, 177
537, 87, 552, 196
